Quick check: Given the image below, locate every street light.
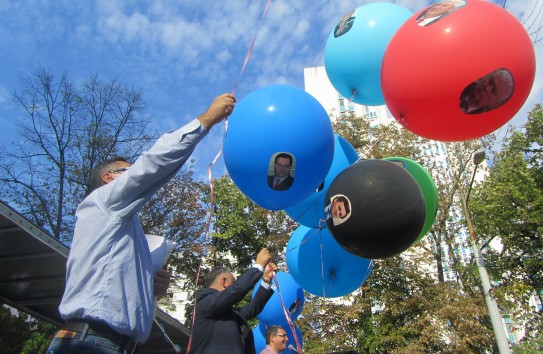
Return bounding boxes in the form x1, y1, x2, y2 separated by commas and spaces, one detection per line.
458, 151, 511, 354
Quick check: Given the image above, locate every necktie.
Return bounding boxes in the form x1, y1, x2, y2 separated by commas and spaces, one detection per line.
273, 178, 280, 189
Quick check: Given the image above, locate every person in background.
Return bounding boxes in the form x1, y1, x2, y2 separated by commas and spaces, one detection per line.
189, 248, 277, 354
260, 325, 288, 354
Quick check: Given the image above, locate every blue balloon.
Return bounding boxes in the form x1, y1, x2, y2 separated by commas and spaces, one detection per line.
252, 322, 266, 353
223, 85, 334, 210
324, 3, 412, 106
286, 225, 372, 298
253, 271, 304, 325
285, 134, 358, 228
253, 321, 303, 354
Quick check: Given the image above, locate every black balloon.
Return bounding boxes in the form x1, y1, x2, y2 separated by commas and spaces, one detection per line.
324, 159, 426, 259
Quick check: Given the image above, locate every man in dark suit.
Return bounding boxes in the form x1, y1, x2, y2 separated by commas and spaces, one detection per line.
267, 153, 294, 191
189, 249, 277, 354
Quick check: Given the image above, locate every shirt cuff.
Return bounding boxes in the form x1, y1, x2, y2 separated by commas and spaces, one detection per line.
260, 281, 271, 290
252, 264, 264, 272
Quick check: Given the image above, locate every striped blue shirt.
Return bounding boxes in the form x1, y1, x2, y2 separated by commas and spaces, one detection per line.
59, 119, 207, 343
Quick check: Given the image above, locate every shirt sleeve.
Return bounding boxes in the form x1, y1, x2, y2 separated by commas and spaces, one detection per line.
96, 119, 208, 217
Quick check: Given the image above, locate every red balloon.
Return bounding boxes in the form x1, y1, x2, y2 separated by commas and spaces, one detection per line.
381, 0, 535, 141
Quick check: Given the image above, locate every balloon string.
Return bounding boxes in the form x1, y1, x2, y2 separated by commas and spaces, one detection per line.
285, 227, 321, 254
286, 193, 327, 227
271, 272, 304, 354
232, 0, 272, 96
319, 231, 327, 300
207, 0, 271, 226
194, 1, 272, 351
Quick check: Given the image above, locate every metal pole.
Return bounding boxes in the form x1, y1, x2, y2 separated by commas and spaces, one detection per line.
459, 159, 511, 354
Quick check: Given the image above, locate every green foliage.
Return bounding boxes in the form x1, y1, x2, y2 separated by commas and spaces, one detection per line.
470, 104, 543, 349
0, 305, 56, 354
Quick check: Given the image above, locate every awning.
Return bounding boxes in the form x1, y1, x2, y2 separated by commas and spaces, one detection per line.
0, 200, 190, 353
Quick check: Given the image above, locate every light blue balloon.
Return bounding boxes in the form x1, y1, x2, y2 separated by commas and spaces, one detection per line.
286, 226, 372, 298
324, 3, 412, 106
285, 134, 358, 228
253, 271, 304, 326
223, 85, 334, 210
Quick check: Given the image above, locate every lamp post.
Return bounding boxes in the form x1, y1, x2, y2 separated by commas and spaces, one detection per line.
458, 151, 511, 354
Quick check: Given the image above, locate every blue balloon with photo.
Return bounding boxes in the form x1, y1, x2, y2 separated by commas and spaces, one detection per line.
324, 2, 412, 106
223, 84, 334, 211
253, 271, 304, 326
286, 225, 372, 298
285, 134, 358, 228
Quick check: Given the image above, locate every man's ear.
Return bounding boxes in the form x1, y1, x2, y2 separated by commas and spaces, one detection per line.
101, 172, 114, 185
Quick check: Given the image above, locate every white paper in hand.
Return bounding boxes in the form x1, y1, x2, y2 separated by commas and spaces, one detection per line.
145, 234, 176, 274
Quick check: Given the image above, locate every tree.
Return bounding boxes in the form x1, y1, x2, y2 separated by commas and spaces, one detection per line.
0, 305, 56, 354
297, 112, 497, 352
0, 66, 156, 242
470, 104, 543, 351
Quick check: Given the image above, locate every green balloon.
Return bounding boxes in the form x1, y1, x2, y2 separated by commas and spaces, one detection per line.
384, 157, 438, 242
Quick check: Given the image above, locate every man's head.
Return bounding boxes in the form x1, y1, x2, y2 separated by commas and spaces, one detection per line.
88, 156, 130, 193
274, 153, 293, 179
461, 68, 514, 113
331, 195, 350, 219
424, 0, 463, 18
206, 266, 235, 291
265, 325, 288, 352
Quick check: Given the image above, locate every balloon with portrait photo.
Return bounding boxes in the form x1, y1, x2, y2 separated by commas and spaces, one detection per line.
286, 225, 372, 297
253, 271, 304, 325
285, 134, 358, 228
383, 157, 438, 242
381, 0, 536, 141
325, 159, 426, 259
324, 2, 412, 106
223, 84, 335, 210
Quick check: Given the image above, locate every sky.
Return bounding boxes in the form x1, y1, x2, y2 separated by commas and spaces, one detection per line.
0, 0, 541, 181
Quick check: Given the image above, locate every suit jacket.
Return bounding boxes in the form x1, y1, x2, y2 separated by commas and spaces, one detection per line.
267, 175, 294, 191
190, 267, 274, 354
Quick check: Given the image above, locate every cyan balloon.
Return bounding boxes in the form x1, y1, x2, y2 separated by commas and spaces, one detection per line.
253, 271, 304, 326
223, 85, 334, 210
285, 134, 358, 228
286, 226, 372, 298
324, 3, 412, 106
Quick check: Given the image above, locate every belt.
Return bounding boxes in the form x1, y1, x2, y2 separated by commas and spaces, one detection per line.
58, 319, 137, 353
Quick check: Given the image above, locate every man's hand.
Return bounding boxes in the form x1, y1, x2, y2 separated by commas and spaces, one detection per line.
154, 268, 171, 299
197, 93, 236, 129
255, 248, 271, 268
263, 262, 278, 282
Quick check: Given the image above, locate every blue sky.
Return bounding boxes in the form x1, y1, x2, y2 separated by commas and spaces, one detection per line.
0, 0, 541, 180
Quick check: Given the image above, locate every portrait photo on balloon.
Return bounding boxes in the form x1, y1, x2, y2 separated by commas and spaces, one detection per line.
416, 0, 466, 26
324, 194, 352, 226
267, 152, 296, 191
334, 9, 356, 37
459, 68, 515, 114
